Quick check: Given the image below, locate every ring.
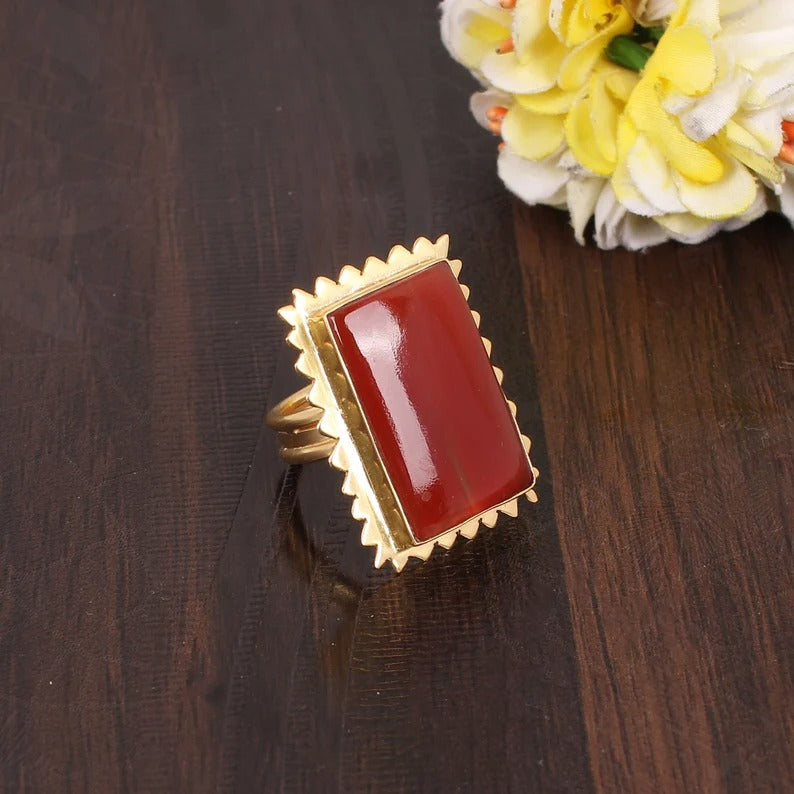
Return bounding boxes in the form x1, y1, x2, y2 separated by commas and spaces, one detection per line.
267, 235, 538, 571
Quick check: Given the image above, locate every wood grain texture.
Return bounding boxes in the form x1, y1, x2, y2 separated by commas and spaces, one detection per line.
515, 206, 794, 794
0, 0, 791, 792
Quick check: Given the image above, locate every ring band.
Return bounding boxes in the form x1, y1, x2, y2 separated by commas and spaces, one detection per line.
266, 385, 336, 464
267, 235, 538, 570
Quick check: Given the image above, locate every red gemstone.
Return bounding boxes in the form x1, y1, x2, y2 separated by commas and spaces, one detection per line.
327, 261, 534, 543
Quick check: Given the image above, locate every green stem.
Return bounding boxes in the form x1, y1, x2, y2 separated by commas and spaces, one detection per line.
643, 25, 665, 42
606, 35, 653, 72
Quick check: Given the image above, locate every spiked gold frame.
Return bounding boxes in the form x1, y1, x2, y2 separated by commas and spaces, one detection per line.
276, 235, 538, 571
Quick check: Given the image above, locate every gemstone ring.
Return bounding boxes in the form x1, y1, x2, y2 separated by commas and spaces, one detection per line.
267, 235, 538, 571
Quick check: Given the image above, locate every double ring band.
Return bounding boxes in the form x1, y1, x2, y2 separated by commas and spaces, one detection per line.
266, 385, 335, 464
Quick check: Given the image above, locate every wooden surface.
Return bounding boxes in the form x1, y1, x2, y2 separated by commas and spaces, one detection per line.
1, 1, 792, 792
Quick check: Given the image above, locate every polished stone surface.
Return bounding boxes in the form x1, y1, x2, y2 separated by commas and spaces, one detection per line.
328, 261, 533, 542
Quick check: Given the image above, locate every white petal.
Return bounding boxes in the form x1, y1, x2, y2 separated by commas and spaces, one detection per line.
674, 71, 748, 142
745, 55, 794, 107
593, 184, 629, 248
620, 215, 672, 250
627, 135, 688, 214
592, 184, 670, 250
624, 0, 677, 25
723, 188, 769, 230
722, 118, 783, 187
612, 148, 666, 217
566, 177, 604, 245
720, 0, 761, 19
656, 213, 724, 245
722, 0, 794, 32
558, 148, 596, 179
778, 171, 794, 224
734, 107, 786, 157
440, 0, 511, 71
481, 50, 560, 94
719, 26, 794, 70
497, 146, 570, 204
679, 0, 721, 37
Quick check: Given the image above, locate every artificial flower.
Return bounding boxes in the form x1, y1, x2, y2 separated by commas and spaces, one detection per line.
441, 0, 794, 249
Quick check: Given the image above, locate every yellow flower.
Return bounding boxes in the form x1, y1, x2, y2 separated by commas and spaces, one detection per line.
480, 0, 634, 95
441, 0, 794, 248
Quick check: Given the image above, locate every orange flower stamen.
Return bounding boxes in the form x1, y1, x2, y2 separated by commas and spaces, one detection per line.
486, 106, 508, 122
496, 37, 514, 54
486, 105, 508, 135
780, 120, 794, 165
499, 0, 517, 8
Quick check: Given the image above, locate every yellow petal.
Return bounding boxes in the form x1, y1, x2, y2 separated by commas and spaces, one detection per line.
481, 50, 563, 94
670, 0, 720, 37
465, 14, 511, 44
720, 120, 784, 184
503, 106, 566, 160
734, 108, 786, 157
675, 155, 758, 218
605, 68, 640, 103
564, 0, 595, 46
628, 82, 724, 182
513, 0, 552, 57
513, 0, 573, 74
558, 9, 634, 91
645, 25, 716, 95
520, 26, 571, 70
442, 2, 511, 69
547, 0, 567, 40
589, 72, 624, 164
516, 85, 578, 114
566, 0, 620, 45
611, 118, 667, 215
566, 98, 616, 175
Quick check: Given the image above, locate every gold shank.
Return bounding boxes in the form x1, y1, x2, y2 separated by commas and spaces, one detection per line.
266, 385, 324, 430
280, 436, 336, 464
267, 385, 334, 463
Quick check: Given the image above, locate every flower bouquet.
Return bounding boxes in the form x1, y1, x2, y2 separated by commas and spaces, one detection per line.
441, 0, 794, 248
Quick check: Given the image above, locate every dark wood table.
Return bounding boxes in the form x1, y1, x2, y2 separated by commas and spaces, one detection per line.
2, 2, 793, 792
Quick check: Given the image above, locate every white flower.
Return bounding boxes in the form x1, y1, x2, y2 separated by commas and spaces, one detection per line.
441, 0, 794, 249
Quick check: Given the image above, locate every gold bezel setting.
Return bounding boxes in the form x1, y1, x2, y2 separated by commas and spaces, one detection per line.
277, 235, 538, 571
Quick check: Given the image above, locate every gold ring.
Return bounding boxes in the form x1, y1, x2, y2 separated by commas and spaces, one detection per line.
267, 235, 538, 571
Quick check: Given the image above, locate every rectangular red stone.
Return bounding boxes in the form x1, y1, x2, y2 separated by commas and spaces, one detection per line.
327, 261, 534, 543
